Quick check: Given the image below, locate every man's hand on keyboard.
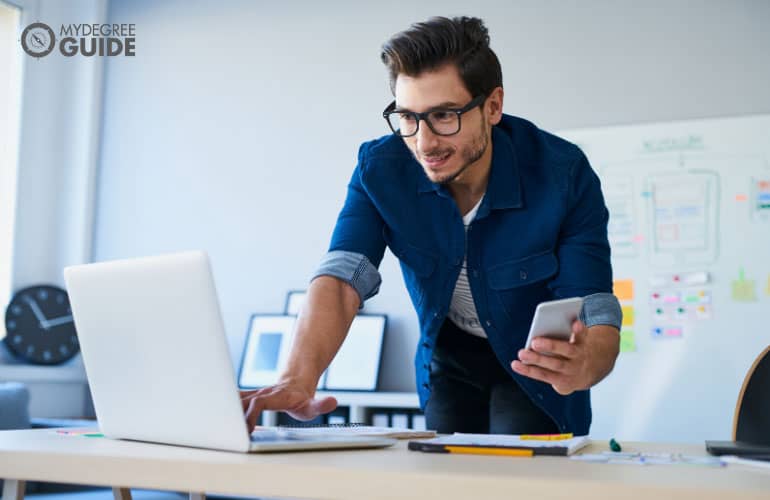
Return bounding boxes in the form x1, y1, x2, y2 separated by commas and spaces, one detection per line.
241, 379, 338, 431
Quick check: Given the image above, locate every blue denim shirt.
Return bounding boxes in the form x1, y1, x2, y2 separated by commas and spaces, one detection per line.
313, 114, 622, 435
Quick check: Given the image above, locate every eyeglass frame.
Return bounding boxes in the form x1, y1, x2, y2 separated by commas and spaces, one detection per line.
382, 94, 487, 138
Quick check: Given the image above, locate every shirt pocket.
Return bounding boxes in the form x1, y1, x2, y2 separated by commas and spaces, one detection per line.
383, 228, 437, 308
487, 250, 559, 324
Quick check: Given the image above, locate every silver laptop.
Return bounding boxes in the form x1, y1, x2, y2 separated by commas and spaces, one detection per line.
63, 251, 395, 453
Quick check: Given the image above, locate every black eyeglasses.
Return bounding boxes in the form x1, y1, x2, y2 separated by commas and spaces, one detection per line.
382, 94, 486, 138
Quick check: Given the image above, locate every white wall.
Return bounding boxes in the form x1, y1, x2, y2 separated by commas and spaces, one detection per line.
91, 0, 770, 397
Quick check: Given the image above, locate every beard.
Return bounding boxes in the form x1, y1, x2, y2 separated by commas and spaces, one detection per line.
417, 120, 490, 186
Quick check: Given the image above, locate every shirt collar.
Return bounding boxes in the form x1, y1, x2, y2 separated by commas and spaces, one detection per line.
416, 125, 523, 211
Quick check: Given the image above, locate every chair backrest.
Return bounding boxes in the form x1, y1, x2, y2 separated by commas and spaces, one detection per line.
733, 345, 770, 445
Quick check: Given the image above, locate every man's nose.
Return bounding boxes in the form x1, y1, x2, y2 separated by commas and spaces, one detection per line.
414, 119, 439, 151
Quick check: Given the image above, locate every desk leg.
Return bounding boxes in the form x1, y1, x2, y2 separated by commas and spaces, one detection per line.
2, 479, 26, 500
113, 487, 132, 500
189, 493, 206, 500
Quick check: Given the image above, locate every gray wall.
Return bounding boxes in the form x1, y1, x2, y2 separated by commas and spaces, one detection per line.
93, 0, 770, 392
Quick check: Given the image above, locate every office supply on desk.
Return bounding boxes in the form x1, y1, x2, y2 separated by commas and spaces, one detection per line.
63, 251, 395, 453
408, 433, 589, 456
276, 423, 436, 439
721, 455, 770, 470
706, 345, 770, 457
609, 438, 622, 452
441, 446, 533, 457
521, 433, 573, 440
571, 451, 724, 467
55, 430, 104, 438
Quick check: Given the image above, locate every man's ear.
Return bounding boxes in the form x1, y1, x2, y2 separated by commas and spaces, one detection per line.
486, 87, 504, 125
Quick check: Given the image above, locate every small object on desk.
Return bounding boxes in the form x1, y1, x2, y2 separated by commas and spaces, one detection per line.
275, 423, 436, 439
571, 452, 724, 467
442, 446, 534, 457
609, 438, 622, 452
520, 433, 573, 441
55, 430, 104, 438
721, 455, 770, 470
409, 433, 590, 456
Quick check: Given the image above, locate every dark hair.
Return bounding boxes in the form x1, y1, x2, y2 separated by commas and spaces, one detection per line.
380, 16, 503, 98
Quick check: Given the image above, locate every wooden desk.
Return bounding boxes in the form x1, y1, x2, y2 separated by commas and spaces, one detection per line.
1, 429, 769, 500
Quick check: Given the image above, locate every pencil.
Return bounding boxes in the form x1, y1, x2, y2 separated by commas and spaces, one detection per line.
520, 433, 573, 441
444, 446, 534, 457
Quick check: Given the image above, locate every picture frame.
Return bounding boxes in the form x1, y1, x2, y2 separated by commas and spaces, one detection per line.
237, 313, 386, 392
323, 314, 386, 392
284, 290, 307, 315
237, 314, 297, 389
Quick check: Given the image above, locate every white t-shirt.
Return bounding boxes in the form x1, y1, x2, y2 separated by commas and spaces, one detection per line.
447, 196, 487, 338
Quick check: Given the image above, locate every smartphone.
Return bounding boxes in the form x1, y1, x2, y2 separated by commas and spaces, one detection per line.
524, 297, 584, 352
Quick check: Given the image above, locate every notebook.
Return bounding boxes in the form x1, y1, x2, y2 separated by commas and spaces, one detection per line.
63, 251, 396, 453
275, 423, 436, 439
408, 433, 590, 456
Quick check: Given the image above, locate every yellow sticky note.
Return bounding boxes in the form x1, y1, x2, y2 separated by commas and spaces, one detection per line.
613, 279, 634, 301
732, 280, 757, 302
621, 306, 635, 326
620, 330, 635, 353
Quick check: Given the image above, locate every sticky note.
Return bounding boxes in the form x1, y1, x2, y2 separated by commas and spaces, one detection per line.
732, 269, 757, 302
613, 279, 634, 301
651, 326, 683, 338
620, 330, 635, 352
695, 305, 712, 320
621, 306, 635, 326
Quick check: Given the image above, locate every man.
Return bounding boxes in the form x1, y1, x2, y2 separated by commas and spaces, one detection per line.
242, 16, 621, 435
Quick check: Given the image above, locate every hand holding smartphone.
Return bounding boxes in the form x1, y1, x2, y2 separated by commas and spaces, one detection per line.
524, 297, 584, 354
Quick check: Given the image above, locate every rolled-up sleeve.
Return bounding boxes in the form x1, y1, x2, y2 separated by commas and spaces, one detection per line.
580, 292, 622, 330
311, 144, 387, 306
311, 250, 382, 305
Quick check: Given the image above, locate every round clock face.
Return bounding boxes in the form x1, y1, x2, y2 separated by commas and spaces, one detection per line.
4, 285, 79, 365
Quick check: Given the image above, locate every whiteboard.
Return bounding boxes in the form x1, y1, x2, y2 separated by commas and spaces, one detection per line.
558, 114, 770, 443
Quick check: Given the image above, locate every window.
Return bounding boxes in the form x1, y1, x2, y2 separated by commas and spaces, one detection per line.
0, 0, 22, 340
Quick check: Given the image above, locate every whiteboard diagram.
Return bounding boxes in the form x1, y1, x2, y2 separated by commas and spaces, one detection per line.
559, 115, 770, 443
647, 171, 719, 266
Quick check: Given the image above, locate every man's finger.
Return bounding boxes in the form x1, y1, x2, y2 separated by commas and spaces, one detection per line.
289, 396, 338, 421
518, 349, 573, 375
245, 397, 262, 431
511, 359, 563, 386
530, 337, 579, 359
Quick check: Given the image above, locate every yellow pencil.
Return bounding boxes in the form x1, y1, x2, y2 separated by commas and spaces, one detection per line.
444, 446, 534, 457
520, 433, 573, 441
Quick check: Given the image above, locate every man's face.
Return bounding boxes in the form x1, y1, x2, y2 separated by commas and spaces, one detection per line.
394, 64, 490, 185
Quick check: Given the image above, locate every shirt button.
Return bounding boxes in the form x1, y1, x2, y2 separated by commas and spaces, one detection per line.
537, 393, 544, 400
472, 269, 479, 278
520, 270, 528, 280
485, 320, 492, 327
